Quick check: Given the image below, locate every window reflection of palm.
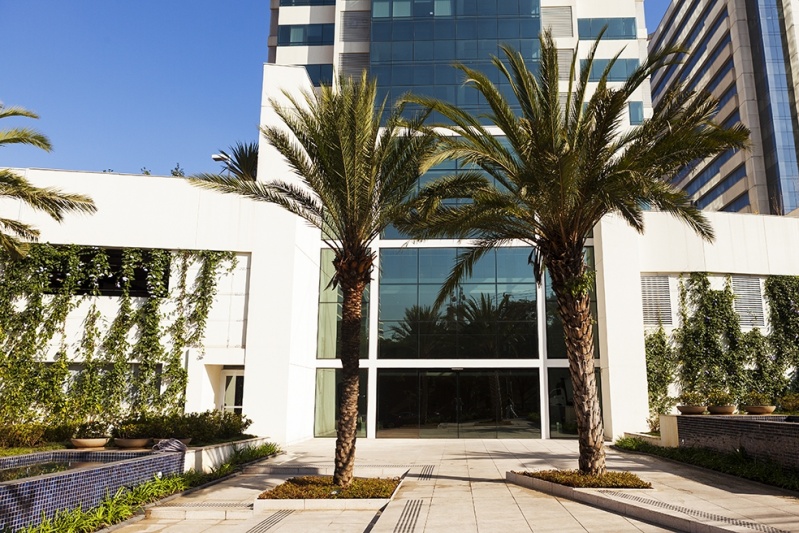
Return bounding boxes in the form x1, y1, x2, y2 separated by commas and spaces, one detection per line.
549, 378, 570, 425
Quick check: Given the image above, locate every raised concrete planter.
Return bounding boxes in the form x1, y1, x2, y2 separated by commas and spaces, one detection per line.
505, 471, 729, 533
253, 466, 407, 511
183, 436, 273, 473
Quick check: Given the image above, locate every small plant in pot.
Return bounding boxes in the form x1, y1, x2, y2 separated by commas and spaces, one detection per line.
71, 420, 111, 448
779, 393, 799, 413
740, 392, 776, 415
112, 417, 153, 448
676, 391, 706, 415
706, 389, 736, 415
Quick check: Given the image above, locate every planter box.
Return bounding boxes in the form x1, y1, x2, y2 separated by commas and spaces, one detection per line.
623, 432, 661, 447
253, 469, 406, 511
71, 437, 110, 448
114, 438, 152, 448
676, 405, 706, 415
707, 405, 736, 415
742, 405, 776, 415
183, 436, 273, 473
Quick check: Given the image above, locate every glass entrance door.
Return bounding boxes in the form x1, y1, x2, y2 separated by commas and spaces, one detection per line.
221, 373, 244, 415
377, 368, 541, 438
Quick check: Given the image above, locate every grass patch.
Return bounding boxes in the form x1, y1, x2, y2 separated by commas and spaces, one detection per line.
615, 436, 799, 491
16, 441, 281, 532
516, 469, 651, 489
259, 476, 400, 499
0, 443, 67, 457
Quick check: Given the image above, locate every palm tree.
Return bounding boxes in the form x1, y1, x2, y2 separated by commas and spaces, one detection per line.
0, 104, 96, 258
397, 31, 749, 475
210, 141, 259, 181
190, 73, 435, 486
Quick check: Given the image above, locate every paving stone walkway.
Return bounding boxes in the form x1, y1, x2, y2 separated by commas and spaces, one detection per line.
110, 439, 799, 532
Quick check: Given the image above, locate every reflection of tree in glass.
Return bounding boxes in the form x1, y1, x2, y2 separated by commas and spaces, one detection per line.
388, 305, 444, 358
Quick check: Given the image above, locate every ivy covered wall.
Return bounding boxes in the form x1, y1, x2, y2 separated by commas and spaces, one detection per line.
644, 273, 799, 426
0, 244, 236, 425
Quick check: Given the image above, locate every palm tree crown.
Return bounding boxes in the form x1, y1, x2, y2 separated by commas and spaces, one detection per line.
191, 72, 435, 486
0, 104, 96, 258
398, 30, 749, 474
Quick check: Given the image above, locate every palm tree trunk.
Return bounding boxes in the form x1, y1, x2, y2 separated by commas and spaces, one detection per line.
548, 250, 606, 475
333, 278, 366, 487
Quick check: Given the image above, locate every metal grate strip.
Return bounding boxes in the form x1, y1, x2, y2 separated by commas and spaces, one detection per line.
641, 275, 672, 325
732, 275, 765, 326
247, 510, 294, 533
599, 490, 790, 533
394, 499, 423, 533
163, 502, 253, 508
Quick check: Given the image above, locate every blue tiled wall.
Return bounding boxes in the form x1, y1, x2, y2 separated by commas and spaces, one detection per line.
0, 451, 184, 531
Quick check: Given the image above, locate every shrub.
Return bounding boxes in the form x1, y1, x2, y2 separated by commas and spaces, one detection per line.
706, 389, 735, 406
259, 476, 399, 499
678, 391, 705, 406
0, 423, 47, 448
779, 393, 799, 412
741, 391, 771, 407
74, 421, 110, 438
515, 469, 651, 489
111, 417, 152, 439
43, 423, 78, 443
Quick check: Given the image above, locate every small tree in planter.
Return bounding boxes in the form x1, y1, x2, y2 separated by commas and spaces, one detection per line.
779, 393, 799, 413
112, 417, 153, 448
706, 389, 736, 415
676, 391, 706, 415
72, 420, 111, 448
740, 392, 776, 414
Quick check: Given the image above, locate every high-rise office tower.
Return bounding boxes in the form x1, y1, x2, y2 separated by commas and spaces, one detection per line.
650, 0, 799, 216
264, 0, 652, 440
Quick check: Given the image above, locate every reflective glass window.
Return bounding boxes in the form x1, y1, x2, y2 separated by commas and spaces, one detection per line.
314, 369, 368, 437
577, 17, 636, 40
277, 24, 335, 46
628, 101, 644, 125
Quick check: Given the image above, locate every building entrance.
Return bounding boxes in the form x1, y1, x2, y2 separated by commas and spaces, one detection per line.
376, 368, 541, 438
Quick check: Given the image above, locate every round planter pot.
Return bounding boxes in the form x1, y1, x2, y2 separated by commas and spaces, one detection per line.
71, 437, 110, 448
707, 405, 736, 415
742, 405, 776, 415
676, 405, 707, 415
114, 437, 152, 448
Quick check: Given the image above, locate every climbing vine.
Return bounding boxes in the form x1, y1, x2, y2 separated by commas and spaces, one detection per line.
0, 244, 236, 425
644, 325, 676, 430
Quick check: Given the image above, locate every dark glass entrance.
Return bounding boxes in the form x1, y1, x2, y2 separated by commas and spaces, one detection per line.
376, 368, 540, 438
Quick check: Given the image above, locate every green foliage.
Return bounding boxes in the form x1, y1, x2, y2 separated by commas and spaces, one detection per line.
615, 436, 799, 491
706, 388, 735, 406
515, 469, 651, 489
0, 423, 48, 448
764, 276, 799, 388
644, 326, 676, 429
259, 475, 400, 499
74, 421, 110, 438
779, 393, 799, 412
0, 244, 236, 427
138, 410, 252, 443
677, 391, 705, 406
741, 391, 771, 406
675, 274, 746, 397
0, 443, 66, 457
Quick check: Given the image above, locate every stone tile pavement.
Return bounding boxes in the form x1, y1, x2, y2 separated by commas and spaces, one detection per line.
109, 439, 799, 532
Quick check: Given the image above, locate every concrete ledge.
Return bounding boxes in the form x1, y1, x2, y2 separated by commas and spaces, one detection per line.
623, 432, 662, 447
183, 436, 273, 473
253, 468, 406, 512
506, 471, 732, 533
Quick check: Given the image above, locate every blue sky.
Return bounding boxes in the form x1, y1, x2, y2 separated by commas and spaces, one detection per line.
1, 0, 672, 176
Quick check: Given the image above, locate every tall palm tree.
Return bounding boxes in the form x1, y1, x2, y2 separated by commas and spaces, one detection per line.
397, 31, 749, 475
190, 72, 435, 486
0, 104, 96, 258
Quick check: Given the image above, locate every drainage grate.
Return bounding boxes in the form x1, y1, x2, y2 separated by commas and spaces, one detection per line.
417, 465, 434, 480
394, 499, 423, 533
163, 501, 253, 508
599, 491, 791, 533
246, 510, 294, 532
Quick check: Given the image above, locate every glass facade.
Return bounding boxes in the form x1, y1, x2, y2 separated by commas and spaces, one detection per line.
314, 369, 369, 437
370, 0, 541, 116
547, 368, 601, 437
749, 0, 799, 213
277, 24, 335, 46
379, 247, 538, 359
317, 249, 369, 359
304, 64, 334, 86
377, 368, 541, 438
577, 18, 636, 40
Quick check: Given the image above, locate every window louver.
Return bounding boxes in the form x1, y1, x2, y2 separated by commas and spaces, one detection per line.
641, 275, 672, 326
542, 6, 574, 37
339, 53, 370, 78
732, 276, 765, 327
557, 49, 574, 80
341, 11, 371, 42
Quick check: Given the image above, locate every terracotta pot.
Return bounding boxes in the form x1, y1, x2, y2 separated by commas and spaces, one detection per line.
707, 405, 736, 415
742, 405, 776, 415
71, 437, 110, 448
114, 437, 152, 448
677, 405, 706, 415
